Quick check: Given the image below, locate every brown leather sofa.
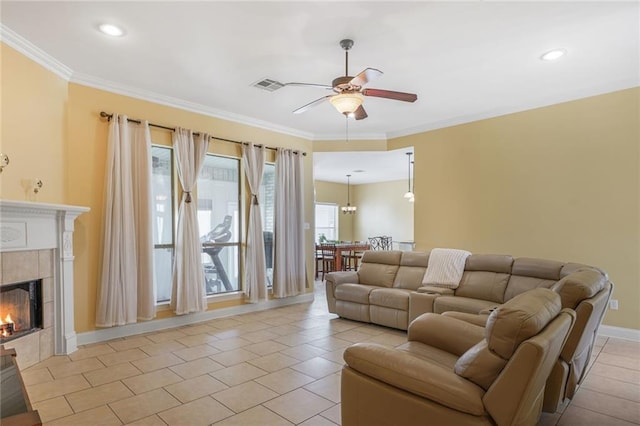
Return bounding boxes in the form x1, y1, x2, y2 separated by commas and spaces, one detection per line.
341, 288, 576, 426
325, 249, 613, 413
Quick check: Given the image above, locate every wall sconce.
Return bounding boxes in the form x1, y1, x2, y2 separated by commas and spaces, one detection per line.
33, 180, 43, 194
0, 153, 9, 173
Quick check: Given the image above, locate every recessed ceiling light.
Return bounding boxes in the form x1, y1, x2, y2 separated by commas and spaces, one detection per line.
540, 49, 566, 61
98, 24, 125, 37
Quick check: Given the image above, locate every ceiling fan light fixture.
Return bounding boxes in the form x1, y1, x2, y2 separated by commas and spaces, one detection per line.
330, 92, 364, 115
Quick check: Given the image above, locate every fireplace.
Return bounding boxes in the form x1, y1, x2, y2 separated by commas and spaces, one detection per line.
0, 280, 43, 343
0, 200, 89, 368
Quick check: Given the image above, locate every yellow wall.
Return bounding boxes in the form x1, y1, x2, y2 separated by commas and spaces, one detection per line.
314, 180, 354, 242
389, 88, 640, 329
353, 180, 414, 243
1, 44, 67, 203
66, 84, 315, 332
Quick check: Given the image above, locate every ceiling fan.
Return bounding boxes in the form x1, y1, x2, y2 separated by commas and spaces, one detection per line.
285, 39, 418, 120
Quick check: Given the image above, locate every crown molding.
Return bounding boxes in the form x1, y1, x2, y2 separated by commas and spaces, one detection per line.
1, 24, 314, 140
386, 81, 640, 140
69, 72, 315, 140
0, 24, 72, 80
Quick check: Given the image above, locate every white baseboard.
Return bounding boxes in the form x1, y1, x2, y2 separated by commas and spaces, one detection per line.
77, 293, 315, 347
598, 325, 640, 342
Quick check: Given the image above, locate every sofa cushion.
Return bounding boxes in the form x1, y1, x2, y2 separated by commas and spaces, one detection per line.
398, 341, 459, 370
400, 251, 430, 267
370, 288, 412, 311
358, 251, 402, 287
393, 266, 428, 290
552, 268, 607, 309
511, 258, 564, 280
454, 340, 507, 390
485, 288, 561, 359
335, 284, 380, 304
465, 254, 513, 274
504, 276, 557, 301
455, 271, 510, 304
434, 296, 499, 315
361, 250, 403, 265
392, 252, 430, 290
505, 258, 564, 301
560, 262, 608, 279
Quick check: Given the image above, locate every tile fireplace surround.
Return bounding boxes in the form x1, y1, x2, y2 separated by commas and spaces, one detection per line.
0, 200, 89, 369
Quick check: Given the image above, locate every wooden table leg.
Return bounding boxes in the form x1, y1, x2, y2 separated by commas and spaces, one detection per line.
335, 247, 343, 271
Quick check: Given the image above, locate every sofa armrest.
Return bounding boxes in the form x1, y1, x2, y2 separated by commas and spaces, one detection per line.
417, 286, 455, 295
408, 313, 485, 356
442, 311, 491, 327
326, 271, 359, 286
343, 343, 485, 416
408, 292, 438, 324
325, 271, 359, 313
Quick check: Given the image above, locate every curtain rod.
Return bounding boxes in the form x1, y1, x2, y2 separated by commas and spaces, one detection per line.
99, 111, 306, 156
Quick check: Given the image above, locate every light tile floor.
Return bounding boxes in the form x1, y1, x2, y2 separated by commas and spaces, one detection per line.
20, 282, 640, 425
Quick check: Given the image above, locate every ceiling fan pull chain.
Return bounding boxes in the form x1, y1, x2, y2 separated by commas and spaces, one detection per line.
346, 115, 349, 143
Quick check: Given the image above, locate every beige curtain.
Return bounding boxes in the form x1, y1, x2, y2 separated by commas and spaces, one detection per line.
171, 128, 210, 315
273, 149, 306, 298
243, 143, 268, 303
96, 114, 155, 327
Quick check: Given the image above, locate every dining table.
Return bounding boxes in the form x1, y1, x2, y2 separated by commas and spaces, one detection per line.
333, 242, 370, 271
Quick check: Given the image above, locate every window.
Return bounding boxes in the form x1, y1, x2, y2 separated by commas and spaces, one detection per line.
259, 163, 275, 285
198, 155, 241, 295
151, 146, 174, 303
315, 203, 338, 242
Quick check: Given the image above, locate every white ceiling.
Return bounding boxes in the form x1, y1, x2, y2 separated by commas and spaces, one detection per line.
1, 1, 638, 183
314, 147, 414, 184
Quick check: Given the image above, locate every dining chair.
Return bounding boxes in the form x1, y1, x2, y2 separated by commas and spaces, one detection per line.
320, 243, 337, 280
342, 242, 367, 271
368, 236, 393, 251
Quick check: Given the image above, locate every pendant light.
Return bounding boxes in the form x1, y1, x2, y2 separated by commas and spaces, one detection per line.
341, 174, 357, 214
409, 160, 415, 203
403, 152, 414, 199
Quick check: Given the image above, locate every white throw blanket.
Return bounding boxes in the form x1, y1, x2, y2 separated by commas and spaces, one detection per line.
422, 248, 472, 289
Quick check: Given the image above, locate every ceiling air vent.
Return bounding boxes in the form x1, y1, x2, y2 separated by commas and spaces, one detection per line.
252, 78, 285, 92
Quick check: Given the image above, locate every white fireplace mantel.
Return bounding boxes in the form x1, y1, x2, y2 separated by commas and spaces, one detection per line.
0, 199, 89, 355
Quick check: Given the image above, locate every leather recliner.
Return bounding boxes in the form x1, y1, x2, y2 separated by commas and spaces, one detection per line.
443, 267, 612, 412
341, 288, 576, 426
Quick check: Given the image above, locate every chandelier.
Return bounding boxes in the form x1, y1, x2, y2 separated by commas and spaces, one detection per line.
341, 174, 357, 214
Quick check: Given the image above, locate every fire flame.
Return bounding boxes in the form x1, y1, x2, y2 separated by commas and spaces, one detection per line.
0, 314, 14, 337
0, 314, 14, 325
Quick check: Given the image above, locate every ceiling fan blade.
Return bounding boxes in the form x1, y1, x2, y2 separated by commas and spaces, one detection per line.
349, 68, 383, 87
293, 95, 333, 114
363, 88, 417, 103
284, 82, 333, 90
353, 105, 368, 120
